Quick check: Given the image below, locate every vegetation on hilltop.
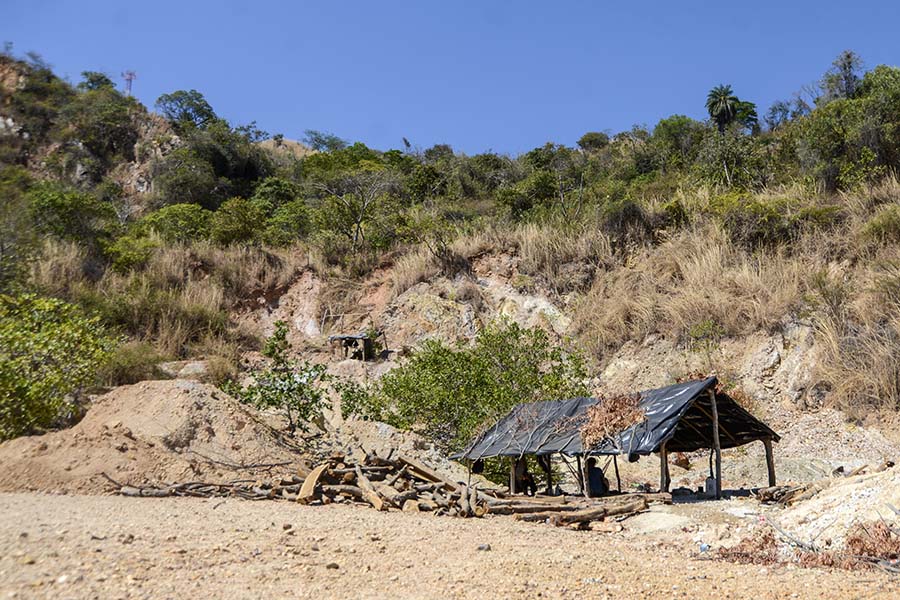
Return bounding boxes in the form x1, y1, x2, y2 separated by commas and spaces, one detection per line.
2, 46, 900, 439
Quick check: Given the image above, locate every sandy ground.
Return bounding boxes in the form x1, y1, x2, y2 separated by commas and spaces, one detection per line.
0, 493, 895, 600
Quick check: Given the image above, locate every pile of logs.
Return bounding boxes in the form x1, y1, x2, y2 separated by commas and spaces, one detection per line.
103, 451, 670, 528
755, 461, 895, 506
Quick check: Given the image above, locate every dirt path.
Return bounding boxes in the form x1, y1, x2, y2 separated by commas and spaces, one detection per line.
0, 493, 894, 599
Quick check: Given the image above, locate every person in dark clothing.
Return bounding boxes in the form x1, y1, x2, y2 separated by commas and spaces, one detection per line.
586, 457, 609, 497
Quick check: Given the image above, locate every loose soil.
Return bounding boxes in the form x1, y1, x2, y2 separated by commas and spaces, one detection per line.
0, 493, 895, 599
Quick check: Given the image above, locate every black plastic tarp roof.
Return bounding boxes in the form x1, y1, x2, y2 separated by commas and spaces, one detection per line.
454, 376, 779, 460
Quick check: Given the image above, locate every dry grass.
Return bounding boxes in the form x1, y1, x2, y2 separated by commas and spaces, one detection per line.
29, 240, 303, 360
572, 222, 815, 358
391, 247, 440, 297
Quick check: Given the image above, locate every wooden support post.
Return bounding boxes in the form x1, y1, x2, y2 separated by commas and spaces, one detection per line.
613, 455, 622, 493
659, 443, 670, 493
545, 455, 553, 495
576, 456, 585, 497
708, 389, 722, 499
509, 457, 518, 495
763, 438, 776, 487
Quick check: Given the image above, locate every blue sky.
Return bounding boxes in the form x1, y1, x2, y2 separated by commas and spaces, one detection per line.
3, 1, 899, 154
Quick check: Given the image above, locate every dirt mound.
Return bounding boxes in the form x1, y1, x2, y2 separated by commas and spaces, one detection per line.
0, 380, 307, 494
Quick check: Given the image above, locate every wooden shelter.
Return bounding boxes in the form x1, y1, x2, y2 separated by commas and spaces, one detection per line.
454, 377, 780, 499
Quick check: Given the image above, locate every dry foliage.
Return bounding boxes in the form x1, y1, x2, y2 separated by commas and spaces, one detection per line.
722, 521, 900, 573
717, 530, 781, 565
580, 393, 644, 450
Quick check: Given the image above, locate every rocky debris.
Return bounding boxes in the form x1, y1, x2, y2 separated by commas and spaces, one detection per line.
0, 380, 307, 493
157, 360, 209, 381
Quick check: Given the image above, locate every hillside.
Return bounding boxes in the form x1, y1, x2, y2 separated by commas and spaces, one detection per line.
2, 46, 900, 461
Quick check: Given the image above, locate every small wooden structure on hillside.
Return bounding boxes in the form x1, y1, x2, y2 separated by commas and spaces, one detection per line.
328, 330, 386, 361
454, 377, 780, 500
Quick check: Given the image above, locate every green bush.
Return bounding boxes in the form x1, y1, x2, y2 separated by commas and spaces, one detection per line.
711, 193, 792, 250
104, 233, 160, 272
27, 182, 116, 243
371, 320, 588, 451
141, 203, 212, 242
862, 205, 900, 243
209, 197, 266, 244
99, 340, 167, 386
0, 294, 117, 440
251, 176, 301, 213
261, 199, 311, 246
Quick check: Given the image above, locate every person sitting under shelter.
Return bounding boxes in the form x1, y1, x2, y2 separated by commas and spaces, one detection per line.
586, 456, 610, 497
513, 457, 537, 496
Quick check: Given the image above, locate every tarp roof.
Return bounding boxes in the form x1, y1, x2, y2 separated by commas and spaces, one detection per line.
454, 376, 779, 460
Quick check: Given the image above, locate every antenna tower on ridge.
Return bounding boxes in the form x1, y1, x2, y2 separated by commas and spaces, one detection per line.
122, 71, 136, 96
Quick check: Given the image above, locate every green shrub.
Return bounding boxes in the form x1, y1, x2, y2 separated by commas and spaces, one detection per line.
372, 320, 588, 451
250, 176, 301, 213
210, 197, 266, 245
0, 294, 117, 440
99, 340, 167, 386
228, 321, 327, 434
862, 205, 900, 243
104, 233, 160, 272
141, 203, 212, 242
27, 182, 116, 243
261, 199, 311, 246
711, 193, 792, 250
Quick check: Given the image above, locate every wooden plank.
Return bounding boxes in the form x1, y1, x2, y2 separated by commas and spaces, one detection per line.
398, 455, 459, 492
763, 438, 776, 487
354, 465, 386, 510
708, 390, 722, 499
297, 464, 328, 504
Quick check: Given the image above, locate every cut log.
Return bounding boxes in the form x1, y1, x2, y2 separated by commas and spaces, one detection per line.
515, 497, 647, 525
321, 485, 365, 499
297, 464, 328, 504
354, 465, 387, 510
402, 499, 420, 512
398, 456, 459, 492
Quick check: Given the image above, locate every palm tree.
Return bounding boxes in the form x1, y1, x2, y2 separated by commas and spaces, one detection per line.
706, 85, 739, 133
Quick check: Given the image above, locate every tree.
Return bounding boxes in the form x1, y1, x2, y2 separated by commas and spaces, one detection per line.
577, 131, 610, 152
706, 84, 739, 133
77, 71, 114, 92
0, 294, 116, 440
155, 89, 217, 131
370, 320, 588, 450
302, 129, 348, 152
231, 321, 328, 434
250, 176, 301, 213
151, 147, 221, 208
0, 167, 36, 292
262, 199, 311, 246
734, 100, 759, 133
821, 50, 864, 102
764, 100, 792, 131
315, 169, 399, 249
651, 115, 703, 170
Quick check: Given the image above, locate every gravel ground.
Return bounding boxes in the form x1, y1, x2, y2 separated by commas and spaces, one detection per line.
0, 493, 896, 599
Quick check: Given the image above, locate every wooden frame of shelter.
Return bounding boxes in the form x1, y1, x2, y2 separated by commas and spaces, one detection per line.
453, 377, 780, 500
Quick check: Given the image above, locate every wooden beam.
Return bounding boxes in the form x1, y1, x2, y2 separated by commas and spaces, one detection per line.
509, 457, 518, 495
693, 403, 741, 447
659, 442, 670, 493
708, 390, 722, 499
763, 438, 776, 487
